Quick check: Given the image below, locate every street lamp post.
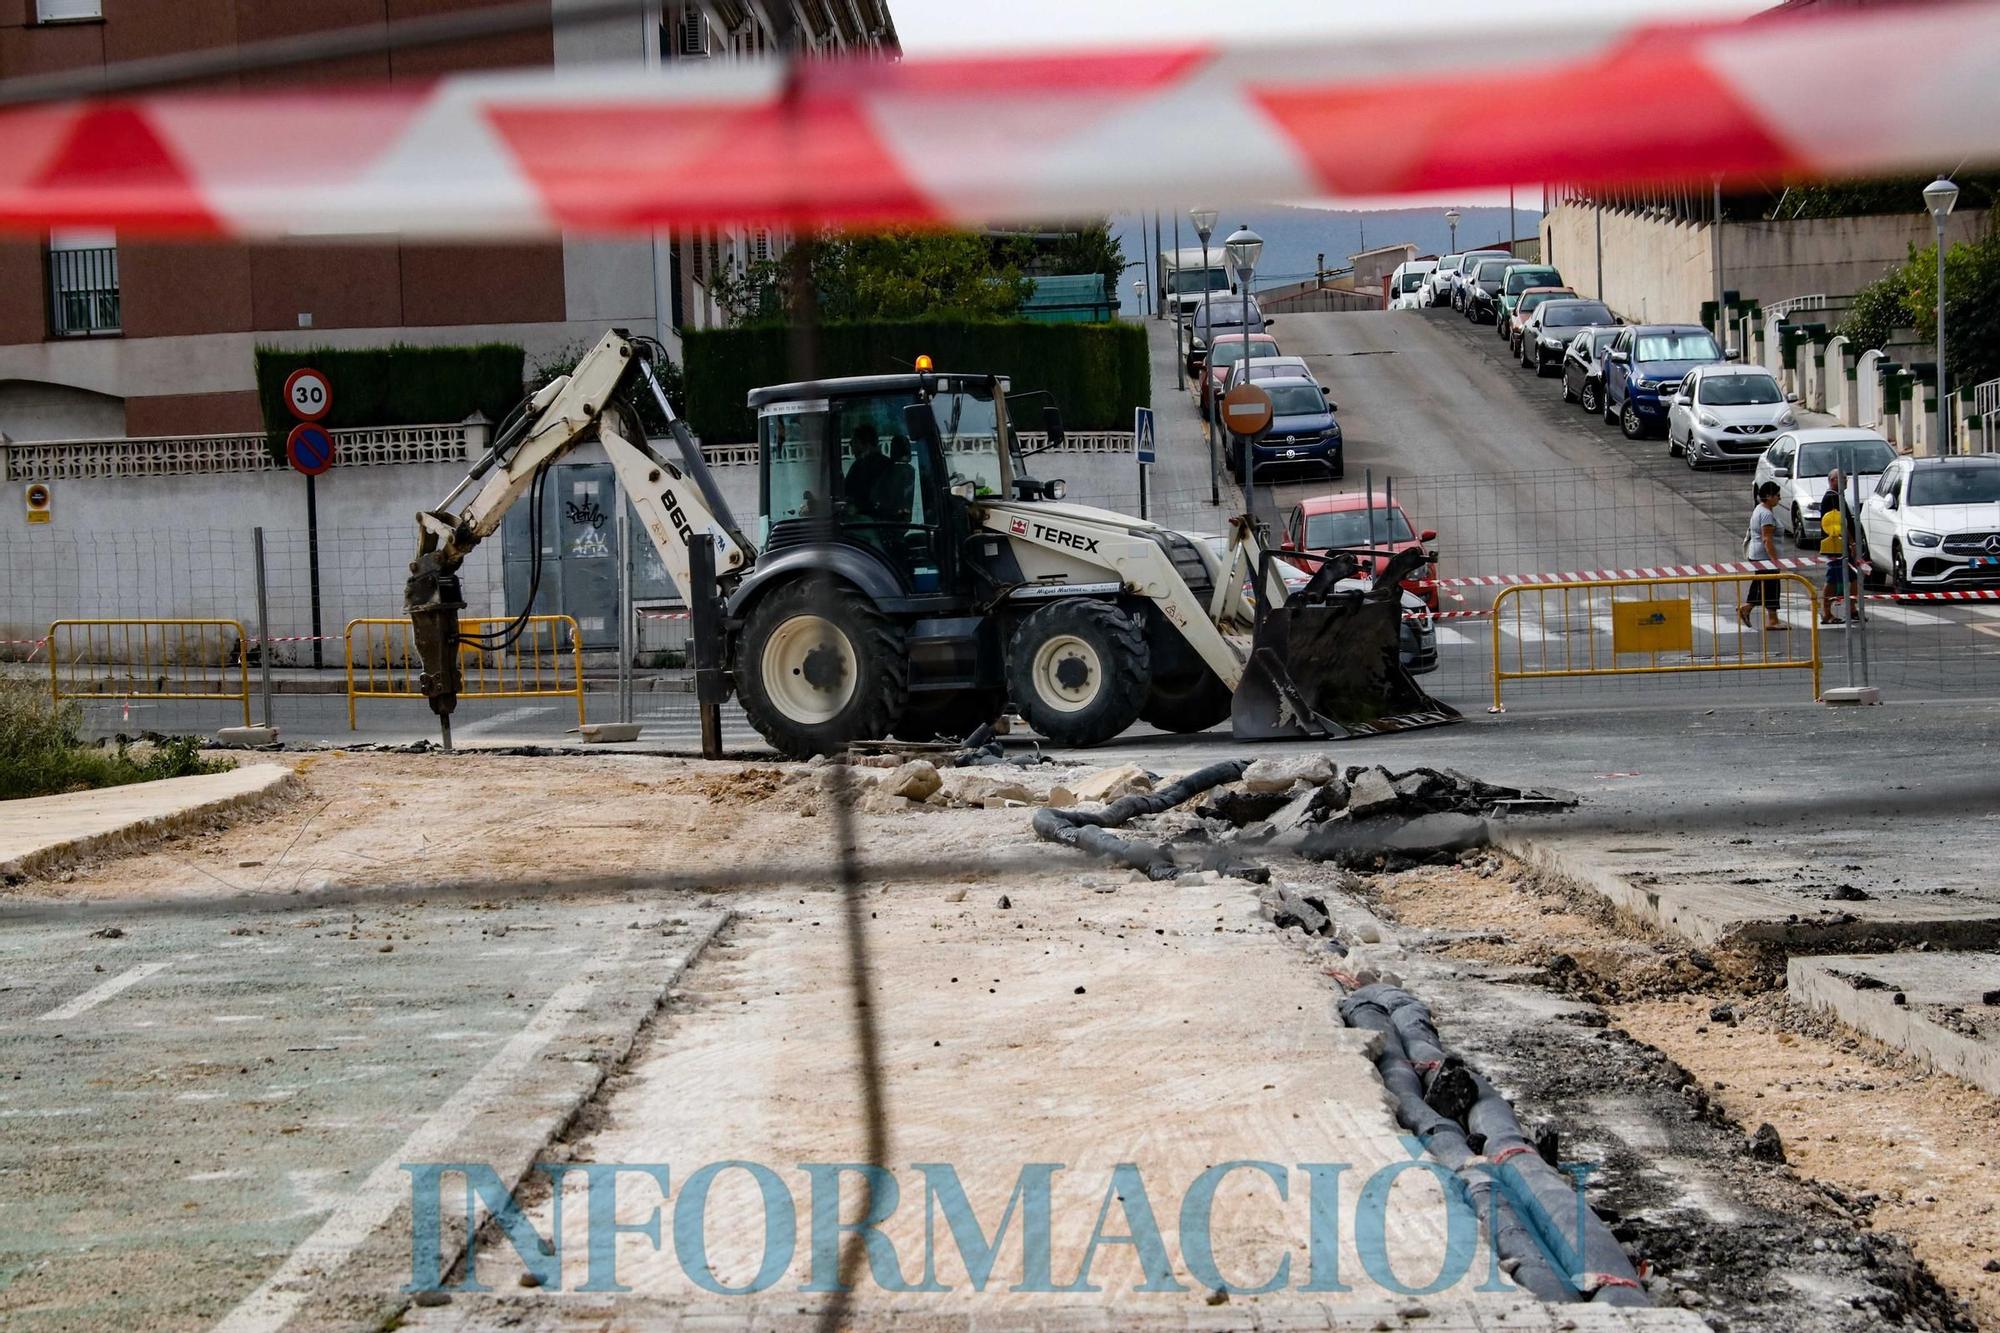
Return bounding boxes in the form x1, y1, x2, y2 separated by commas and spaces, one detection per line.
1445, 208, 1460, 255
1225, 224, 1263, 517
1925, 177, 1959, 455
1191, 208, 1219, 504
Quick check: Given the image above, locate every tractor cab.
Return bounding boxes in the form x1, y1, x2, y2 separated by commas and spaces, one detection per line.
748, 371, 1029, 603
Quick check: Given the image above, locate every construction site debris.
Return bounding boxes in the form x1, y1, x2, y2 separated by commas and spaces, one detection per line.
1068, 764, 1155, 803
884, 760, 942, 801
1241, 754, 1335, 793
1748, 1122, 1787, 1163
1033, 760, 1270, 883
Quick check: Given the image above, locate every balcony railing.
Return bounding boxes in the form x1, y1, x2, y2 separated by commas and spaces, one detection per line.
49, 246, 120, 336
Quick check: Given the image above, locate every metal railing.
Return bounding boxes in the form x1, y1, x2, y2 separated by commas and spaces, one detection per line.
49, 246, 120, 336
1973, 376, 2000, 453
47, 619, 250, 726
345, 615, 585, 729
1490, 573, 1821, 710
1764, 293, 1829, 319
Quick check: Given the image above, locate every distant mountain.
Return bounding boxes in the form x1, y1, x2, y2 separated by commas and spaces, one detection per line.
1108, 203, 1542, 314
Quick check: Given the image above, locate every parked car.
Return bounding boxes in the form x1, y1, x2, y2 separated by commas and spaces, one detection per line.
1200, 333, 1282, 418
1522, 300, 1614, 374
1601, 323, 1725, 439
1426, 255, 1462, 306
1280, 492, 1439, 611
1506, 287, 1579, 358
1857, 455, 2000, 591
1206, 537, 1435, 674
1228, 377, 1343, 482
1493, 265, 1564, 338
1389, 260, 1437, 310
1752, 430, 1897, 547
1187, 293, 1270, 376
1559, 327, 1622, 412
1463, 257, 1517, 324
1449, 250, 1510, 311
1665, 365, 1798, 469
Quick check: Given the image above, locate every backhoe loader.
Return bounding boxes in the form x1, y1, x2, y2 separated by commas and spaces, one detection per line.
404, 329, 1457, 757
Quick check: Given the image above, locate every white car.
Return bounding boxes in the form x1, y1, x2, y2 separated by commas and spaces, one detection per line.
1389, 259, 1437, 310
1856, 455, 2000, 591
1222, 355, 1317, 396
1751, 429, 1896, 548
1425, 255, 1461, 306
1664, 365, 1797, 469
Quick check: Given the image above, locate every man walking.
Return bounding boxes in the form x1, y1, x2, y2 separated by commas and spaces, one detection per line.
1739, 480, 1787, 631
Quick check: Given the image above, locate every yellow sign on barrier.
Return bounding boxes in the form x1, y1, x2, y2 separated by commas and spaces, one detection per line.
1491, 573, 1820, 712
345, 615, 585, 730
47, 619, 251, 726
1611, 598, 1693, 655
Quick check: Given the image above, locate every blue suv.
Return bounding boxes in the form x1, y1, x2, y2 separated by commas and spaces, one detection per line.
1230, 377, 1342, 481
1601, 323, 1724, 439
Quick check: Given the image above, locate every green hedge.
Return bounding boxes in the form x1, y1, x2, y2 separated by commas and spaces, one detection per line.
254, 343, 526, 455
682, 320, 1149, 443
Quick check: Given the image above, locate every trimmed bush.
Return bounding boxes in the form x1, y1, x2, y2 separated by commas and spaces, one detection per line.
682, 320, 1150, 443
254, 343, 526, 456
0, 679, 227, 801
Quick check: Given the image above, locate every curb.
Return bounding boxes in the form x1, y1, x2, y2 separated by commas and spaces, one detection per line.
0, 764, 302, 881
1788, 954, 2000, 1099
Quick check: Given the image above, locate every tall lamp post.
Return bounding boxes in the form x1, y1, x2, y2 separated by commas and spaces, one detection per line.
1445, 208, 1460, 254
1924, 176, 1959, 456
1225, 223, 1263, 515
1191, 208, 1219, 503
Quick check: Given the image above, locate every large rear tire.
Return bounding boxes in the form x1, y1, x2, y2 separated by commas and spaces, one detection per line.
1005, 600, 1150, 748
736, 580, 906, 759
1140, 666, 1232, 735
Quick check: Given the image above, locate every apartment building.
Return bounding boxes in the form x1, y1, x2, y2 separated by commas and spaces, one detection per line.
0, 0, 897, 443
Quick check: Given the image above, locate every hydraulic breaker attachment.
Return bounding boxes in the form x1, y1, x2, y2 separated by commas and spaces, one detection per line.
404, 541, 466, 750
1231, 545, 1461, 741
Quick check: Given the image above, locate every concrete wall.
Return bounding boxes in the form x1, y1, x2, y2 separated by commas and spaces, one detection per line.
0, 379, 124, 442
0, 462, 505, 657
1542, 203, 1992, 326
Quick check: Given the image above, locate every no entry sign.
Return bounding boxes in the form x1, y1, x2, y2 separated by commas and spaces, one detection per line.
283, 367, 332, 421
286, 422, 337, 476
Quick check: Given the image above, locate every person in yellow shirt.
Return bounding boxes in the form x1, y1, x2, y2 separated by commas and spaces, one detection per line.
1819, 466, 1852, 626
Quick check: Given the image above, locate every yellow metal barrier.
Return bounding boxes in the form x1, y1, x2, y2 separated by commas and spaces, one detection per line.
1490, 573, 1821, 711
345, 615, 586, 730
47, 619, 251, 726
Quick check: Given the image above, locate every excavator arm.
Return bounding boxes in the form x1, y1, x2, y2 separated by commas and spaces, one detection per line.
404, 328, 752, 747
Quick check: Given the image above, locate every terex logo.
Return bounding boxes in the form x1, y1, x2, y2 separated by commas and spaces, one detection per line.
1010, 517, 1028, 536
1031, 522, 1101, 555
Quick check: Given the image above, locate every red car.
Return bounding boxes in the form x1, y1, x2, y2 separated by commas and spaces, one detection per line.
1198, 332, 1280, 419
1279, 491, 1440, 611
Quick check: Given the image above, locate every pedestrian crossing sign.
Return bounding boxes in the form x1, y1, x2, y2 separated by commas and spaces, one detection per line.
1135, 407, 1156, 465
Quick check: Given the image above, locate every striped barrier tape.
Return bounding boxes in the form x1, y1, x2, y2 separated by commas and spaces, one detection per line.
0, 6, 1997, 237
1436, 557, 1826, 589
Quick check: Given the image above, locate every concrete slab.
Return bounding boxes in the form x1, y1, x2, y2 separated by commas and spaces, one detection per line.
1788, 952, 2000, 1097
0, 762, 300, 880
1499, 834, 2000, 956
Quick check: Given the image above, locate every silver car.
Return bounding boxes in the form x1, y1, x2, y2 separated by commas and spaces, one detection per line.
1665, 365, 1798, 469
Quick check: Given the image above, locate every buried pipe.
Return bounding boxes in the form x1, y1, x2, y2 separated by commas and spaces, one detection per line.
1031, 760, 1268, 882
1338, 984, 1649, 1307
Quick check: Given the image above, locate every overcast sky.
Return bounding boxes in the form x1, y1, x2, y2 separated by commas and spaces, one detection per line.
891, 0, 1765, 54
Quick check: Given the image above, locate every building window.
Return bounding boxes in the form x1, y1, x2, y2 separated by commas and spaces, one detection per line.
36, 0, 103, 22
675, 8, 710, 58
49, 230, 120, 337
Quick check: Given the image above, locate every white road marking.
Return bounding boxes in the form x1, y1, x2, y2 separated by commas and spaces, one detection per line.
1433, 625, 1475, 647
1862, 603, 1952, 627
210, 948, 632, 1333
38, 959, 176, 1021
447, 704, 557, 739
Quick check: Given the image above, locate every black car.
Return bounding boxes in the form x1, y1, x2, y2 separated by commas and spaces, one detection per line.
1462, 257, 1514, 324
1559, 326, 1621, 414
1521, 299, 1613, 374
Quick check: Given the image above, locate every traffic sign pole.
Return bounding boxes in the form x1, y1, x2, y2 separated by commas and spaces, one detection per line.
1134, 407, 1155, 521
282, 373, 333, 669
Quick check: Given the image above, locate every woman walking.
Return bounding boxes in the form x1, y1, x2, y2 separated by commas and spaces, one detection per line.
1739, 481, 1787, 631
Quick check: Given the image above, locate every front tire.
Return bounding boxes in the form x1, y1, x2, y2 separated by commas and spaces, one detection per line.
1140, 666, 1232, 734
1005, 600, 1150, 748
736, 580, 907, 759
1621, 401, 1646, 439
1579, 379, 1601, 414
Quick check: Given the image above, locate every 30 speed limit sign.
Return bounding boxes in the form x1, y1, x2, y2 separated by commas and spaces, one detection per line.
283, 367, 332, 421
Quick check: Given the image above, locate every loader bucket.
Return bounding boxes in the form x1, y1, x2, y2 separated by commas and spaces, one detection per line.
1231, 545, 1462, 741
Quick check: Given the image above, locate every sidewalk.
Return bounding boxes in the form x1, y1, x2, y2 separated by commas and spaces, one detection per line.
0, 762, 299, 880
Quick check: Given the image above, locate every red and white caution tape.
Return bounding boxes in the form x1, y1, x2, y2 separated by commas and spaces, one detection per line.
1, 6, 1998, 236
1438, 557, 1824, 589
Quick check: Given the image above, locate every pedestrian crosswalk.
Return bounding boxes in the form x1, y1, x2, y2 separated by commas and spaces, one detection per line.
1433, 598, 1989, 650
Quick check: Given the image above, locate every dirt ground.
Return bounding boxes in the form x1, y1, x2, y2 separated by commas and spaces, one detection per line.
1364, 859, 2000, 1330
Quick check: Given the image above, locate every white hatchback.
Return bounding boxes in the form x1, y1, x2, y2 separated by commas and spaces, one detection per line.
1751, 429, 1897, 548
